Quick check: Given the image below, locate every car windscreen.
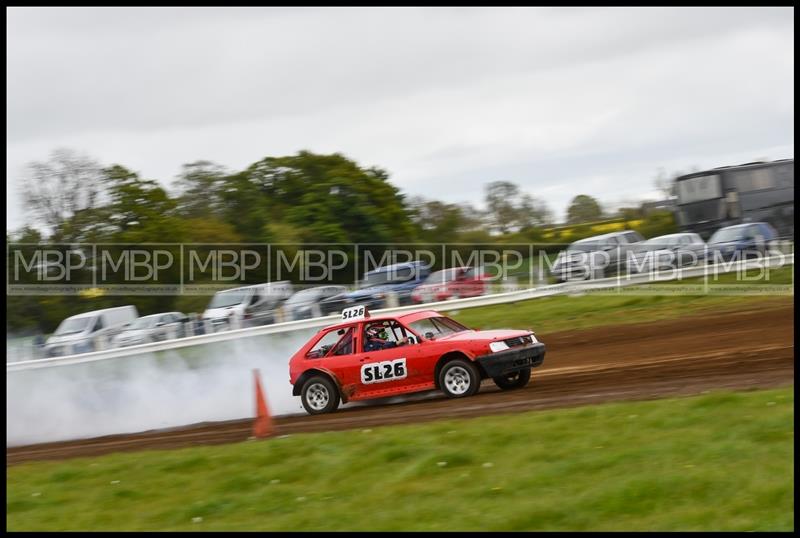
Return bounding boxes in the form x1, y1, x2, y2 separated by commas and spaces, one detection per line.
208, 290, 249, 308
568, 241, 600, 252
423, 268, 460, 285
408, 316, 468, 340
54, 317, 92, 335
709, 227, 746, 243
359, 267, 413, 288
127, 316, 160, 330
639, 236, 680, 251
285, 288, 322, 305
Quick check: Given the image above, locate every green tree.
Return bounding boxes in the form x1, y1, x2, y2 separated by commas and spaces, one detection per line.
485, 181, 520, 234
408, 196, 473, 243
566, 195, 603, 224
101, 165, 184, 243
517, 193, 554, 229
174, 161, 229, 219
234, 151, 417, 243
485, 181, 553, 233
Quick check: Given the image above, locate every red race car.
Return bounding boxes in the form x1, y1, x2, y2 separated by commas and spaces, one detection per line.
411, 266, 489, 304
289, 305, 546, 414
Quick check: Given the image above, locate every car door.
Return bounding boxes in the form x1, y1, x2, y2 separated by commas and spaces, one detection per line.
744, 225, 763, 256
164, 313, 183, 339
674, 235, 691, 267
313, 326, 364, 394
689, 234, 707, 263
604, 236, 620, 270
464, 266, 489, 297
151, 314, 167, 341
350, 320, 427, 397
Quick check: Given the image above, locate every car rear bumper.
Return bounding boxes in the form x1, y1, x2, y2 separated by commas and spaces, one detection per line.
475, 343, 546, 377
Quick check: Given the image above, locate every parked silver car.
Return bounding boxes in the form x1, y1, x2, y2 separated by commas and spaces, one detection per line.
111, 312, 189, 347
284, 285, 347, 320
551, 230, 644, 281
626, 233, 707, 273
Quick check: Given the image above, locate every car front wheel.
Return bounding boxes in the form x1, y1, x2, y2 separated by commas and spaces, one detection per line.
493, 368, 531, 390
439, 359, 481, 398
300, 375, 340, 415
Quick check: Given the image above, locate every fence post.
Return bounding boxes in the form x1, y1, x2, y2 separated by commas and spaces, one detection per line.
385, 291, 399, 308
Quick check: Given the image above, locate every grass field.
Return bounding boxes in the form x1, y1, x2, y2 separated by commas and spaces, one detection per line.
7, 387, 794, 531
449, 266, 793, 333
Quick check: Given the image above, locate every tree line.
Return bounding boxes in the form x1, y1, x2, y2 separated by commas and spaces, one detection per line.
7, 148, 677, 333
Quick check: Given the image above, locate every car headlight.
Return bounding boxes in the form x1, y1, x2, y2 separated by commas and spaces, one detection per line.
374, 293, 385, 299
489, 341, 509, 353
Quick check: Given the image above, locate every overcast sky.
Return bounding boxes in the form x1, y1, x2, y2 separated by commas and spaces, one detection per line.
6, 7, 794, 232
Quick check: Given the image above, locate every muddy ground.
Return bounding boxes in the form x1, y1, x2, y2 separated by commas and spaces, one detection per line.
7, 303, 793, 465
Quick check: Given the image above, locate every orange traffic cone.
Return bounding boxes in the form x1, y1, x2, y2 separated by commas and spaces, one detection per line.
252, 369, 274, 439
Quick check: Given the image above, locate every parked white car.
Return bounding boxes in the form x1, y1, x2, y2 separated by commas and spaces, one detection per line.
44, 305, 139, 358
203, 281, 293, 331
111, 312, 189, 347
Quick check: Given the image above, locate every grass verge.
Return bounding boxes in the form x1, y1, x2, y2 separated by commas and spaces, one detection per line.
7, 387, 794, 531
447, 266, 793, 333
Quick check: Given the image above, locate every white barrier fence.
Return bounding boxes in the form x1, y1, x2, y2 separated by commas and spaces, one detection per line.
6, 253, 793, 446
8, 253, 794, 372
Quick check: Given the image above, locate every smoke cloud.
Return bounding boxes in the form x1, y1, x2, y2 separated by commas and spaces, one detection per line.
6, 328, 323, 446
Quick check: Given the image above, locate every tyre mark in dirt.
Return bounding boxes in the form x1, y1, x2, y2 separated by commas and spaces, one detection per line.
7, 304, 793, 465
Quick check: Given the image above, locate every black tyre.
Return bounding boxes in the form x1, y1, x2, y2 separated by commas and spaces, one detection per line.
439, 359, 481, 398
492, 368, 531, 390
300, 375, 340, 415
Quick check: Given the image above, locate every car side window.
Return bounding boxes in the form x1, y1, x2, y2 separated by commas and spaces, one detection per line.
363, 320, 410, 347
307, 328, 349, 359
624, 232, 640, 243
461, 267, 480, 280
331, 328, 354, 356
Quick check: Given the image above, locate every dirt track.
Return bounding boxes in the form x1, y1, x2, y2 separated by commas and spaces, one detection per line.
7, 303, 794, 466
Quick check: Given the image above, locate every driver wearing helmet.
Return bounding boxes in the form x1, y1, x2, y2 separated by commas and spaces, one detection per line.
364, 324, 411, 352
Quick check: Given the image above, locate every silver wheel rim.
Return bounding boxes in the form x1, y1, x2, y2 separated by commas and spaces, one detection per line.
444, 366, 472, 395
306, 382, 330, 410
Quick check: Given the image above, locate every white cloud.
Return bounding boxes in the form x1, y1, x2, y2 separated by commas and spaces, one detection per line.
6, 7, 794, 229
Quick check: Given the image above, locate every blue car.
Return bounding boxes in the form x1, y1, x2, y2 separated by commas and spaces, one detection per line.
707, 222, 778, 262
319, 261, 431, 312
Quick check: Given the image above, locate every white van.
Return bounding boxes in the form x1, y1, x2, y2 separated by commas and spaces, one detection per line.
44, 305, 139, 358
202, 281, 293, 331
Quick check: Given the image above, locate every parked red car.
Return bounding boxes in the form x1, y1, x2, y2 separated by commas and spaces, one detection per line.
411, 266, 489, 304
289, 306, 546, 414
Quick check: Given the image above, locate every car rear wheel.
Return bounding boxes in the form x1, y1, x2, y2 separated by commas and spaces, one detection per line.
301, 376, 340, 415
492, 368, 531, 390
439, 359, 481, 398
